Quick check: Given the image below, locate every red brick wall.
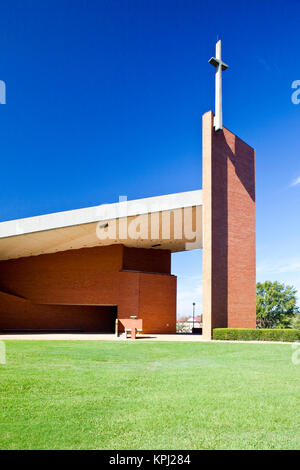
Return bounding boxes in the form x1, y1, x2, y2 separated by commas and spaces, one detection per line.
0, 245, 123, 303
122, 246, 171, 274
0, 245, 176, 333
0, 291, 117, 332
203, 111, 256, 338
139, 273, 177, 333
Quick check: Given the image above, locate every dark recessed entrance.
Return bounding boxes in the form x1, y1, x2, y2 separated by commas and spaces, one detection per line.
2, 304, 117, 334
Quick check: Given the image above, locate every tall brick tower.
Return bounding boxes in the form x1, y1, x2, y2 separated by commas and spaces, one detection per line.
202, 42, 256, 339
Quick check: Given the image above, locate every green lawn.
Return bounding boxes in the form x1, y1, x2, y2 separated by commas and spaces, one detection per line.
0, 340, 300, 449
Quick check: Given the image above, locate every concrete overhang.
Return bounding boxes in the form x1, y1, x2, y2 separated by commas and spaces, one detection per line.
0, 190, 203, 261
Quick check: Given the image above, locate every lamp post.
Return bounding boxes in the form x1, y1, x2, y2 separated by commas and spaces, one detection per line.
192, 302, 196, 332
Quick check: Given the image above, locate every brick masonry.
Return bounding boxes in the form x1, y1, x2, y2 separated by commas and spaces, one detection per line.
0, 245, 176, 333
202, 111, 256, 338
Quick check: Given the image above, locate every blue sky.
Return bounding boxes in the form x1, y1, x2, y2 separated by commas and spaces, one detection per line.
0, 0, 300, 317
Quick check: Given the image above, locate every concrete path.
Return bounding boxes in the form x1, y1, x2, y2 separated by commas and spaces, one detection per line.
0, 333, 205, 341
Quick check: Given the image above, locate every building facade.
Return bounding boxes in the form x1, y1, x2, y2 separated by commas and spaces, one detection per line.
0, 111, 256, 337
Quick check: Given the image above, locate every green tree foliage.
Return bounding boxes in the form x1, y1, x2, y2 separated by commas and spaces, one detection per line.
292, 314, 300, 330
256, 281, 299, 329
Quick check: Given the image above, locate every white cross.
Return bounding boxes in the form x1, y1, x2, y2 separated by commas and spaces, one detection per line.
209, 40, 228, 131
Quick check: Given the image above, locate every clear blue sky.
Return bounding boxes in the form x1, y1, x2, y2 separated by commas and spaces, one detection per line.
1, 0, 300, 316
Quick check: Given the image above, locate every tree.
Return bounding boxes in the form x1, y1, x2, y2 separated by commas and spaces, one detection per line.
256, 281, 299, 329
292, 314, 300, 330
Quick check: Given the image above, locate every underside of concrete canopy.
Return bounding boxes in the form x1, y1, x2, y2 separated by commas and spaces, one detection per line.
0, 190, 203, 261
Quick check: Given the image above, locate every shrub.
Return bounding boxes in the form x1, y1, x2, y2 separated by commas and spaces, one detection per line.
213, 328, 300, 342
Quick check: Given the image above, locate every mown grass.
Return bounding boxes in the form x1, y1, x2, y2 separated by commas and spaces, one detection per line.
0, 340, 300, 449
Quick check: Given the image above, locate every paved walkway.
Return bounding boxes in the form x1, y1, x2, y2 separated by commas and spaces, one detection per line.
0, 333, 205, 341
